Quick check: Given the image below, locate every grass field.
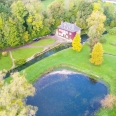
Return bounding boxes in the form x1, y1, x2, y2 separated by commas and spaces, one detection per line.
5, 43, 116, 115
102, 34, 116, 55
32, 38, 55, 46
41, 0, 55, 9
23, 44, 116, 92
12, 48, 43, 60
21, 43, 116, 116
0, 55, 12, 70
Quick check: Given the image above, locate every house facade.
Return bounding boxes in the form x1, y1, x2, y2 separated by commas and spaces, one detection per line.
57, 22, 81, 40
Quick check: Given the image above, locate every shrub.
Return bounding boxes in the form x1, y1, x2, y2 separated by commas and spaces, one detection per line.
2, 52, 8, 57
108, 27, 116, 35
101, 94, 116, 109
14, 58, 26, 66
34, 53, 39, 58
100, 36, 107, 44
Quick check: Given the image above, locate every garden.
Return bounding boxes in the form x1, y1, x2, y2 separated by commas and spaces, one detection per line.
0, 0, 116, 116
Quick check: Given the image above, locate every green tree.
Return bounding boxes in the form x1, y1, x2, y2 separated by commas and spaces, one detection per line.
25, 0, 43, 38
63, 0, 78, 23
76, 0, 93, 32
11, 1, 28, 24
103, 2, 115, 26
0, 72, 38, 116
3, 17, 21, 47
48, 0, 64, 30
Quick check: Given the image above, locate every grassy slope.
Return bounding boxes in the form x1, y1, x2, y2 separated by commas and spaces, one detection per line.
12, 48, 43, 60
22, 44, 116, 116
0, 55, 12, 70
103, 34, 116, 55
6, 42, 116, 115
22, 44, 116, 94
32, 38, 55, 46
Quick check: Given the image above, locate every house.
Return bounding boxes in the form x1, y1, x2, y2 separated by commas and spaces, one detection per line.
57, 22, 81, 40
102, 0, 116, 3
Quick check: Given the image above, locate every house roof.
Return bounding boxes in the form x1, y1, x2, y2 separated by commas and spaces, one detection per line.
58, 22, 81, 32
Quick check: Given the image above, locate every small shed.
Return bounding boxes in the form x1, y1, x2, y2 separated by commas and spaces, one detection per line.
57, 22, 81, 40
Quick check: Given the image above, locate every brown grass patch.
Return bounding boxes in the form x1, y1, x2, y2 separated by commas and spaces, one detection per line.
101, 94, 116, 109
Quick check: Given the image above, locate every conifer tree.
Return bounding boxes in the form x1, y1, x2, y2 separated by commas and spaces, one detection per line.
72, 33, 82, 52
90, 42, 104, 65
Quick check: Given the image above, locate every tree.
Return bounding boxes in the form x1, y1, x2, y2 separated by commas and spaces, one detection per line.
72, 33, 82, 52
48, 0, 64, 30
87, 11, 106, 49
76, 0, 93, 32
87, 11, 106, 39
93, 2, 103, 12
3, 17, 21, 47
0, 72, 38, 116
103, 2, 115, 26
90, 42, 104, 65
25, 0, 43, 38
63, 0, 78, 23
11, 1, 28, 24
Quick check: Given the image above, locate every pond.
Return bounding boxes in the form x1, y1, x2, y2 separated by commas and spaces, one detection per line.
26, 70, 108, 116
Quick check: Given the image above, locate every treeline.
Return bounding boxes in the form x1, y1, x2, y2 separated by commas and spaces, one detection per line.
0, 0, 116, 49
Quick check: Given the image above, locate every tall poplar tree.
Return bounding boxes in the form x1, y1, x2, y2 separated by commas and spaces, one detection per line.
90, 42, 104, 65
72, 33, 82, 52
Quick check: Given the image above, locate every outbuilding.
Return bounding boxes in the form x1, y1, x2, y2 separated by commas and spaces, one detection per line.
57, 22, 81, 40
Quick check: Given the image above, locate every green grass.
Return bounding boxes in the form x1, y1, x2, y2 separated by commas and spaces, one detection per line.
22, 44, 116, 116
6, 43, 116, 115
41, 0, 55, 9
0, 55, 12, 70
102, 34, 116, 55
17, 44, 115, 94
12, 48, 43, 60
32, 38, 55, 46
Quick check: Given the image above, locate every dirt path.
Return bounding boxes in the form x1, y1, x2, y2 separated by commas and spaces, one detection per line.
9, 51, 15, 69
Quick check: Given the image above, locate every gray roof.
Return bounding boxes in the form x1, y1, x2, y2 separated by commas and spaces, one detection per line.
58, 22, 81, 32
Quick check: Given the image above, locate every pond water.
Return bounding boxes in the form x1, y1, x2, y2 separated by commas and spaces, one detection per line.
26, 70, 108, 116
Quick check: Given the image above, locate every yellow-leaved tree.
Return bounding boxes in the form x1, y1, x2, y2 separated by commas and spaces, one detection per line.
90, 42, 104, 65
0, 72, 38, 116
72, 33, 82, 52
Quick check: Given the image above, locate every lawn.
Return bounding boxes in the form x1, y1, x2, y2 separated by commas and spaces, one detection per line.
0, 55, 12, 70
12, 48, 43, 60
32, 38, 55, 46
41, 0, 55, 9
21, 43, 116, 116
23, 44, 115, 92
102, 34, 116, 55
6, 43, 116, 115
